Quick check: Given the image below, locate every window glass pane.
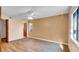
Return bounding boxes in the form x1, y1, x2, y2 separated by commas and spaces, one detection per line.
78, 7, 79, 41
73, 11, 77, 40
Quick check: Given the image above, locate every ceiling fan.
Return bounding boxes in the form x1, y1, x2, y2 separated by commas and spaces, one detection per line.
12, 6, 40, 20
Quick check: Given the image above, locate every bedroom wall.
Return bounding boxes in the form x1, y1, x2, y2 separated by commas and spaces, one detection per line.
28, 14, 68, 45
8, 19, 27, 41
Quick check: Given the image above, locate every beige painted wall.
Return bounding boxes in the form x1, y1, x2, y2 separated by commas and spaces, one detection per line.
68, 6, 79, 51
8, 19, 27, 41
28, 14, 68, 45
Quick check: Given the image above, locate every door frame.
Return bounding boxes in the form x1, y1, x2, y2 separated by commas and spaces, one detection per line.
1, 19, 9, 43
5, 19, 9, 43
23, 23, 27, 37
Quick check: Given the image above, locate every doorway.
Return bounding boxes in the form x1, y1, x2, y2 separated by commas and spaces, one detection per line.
1, 19, 9, 43
23, 23, 27, 37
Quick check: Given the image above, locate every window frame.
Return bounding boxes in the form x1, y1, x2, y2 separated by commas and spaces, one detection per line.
70, 7, 79, 47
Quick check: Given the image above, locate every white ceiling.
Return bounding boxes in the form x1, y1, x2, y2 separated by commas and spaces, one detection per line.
2, 6, 69, 20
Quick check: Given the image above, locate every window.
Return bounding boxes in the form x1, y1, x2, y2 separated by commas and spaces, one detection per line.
29, 23, 32, 32
72, 7, 79, 42
73, 9, 77, 41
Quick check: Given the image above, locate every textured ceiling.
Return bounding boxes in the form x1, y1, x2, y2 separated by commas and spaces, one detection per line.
2, 6, 69, 20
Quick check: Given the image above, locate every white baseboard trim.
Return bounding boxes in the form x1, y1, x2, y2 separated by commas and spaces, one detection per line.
9, 37, 26, 42
28, 36, 68, 45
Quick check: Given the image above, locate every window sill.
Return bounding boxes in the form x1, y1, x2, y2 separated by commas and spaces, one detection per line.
71, 36, 79, 47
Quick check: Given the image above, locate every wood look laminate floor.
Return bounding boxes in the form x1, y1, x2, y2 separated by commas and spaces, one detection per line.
1, 38, 69, 52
